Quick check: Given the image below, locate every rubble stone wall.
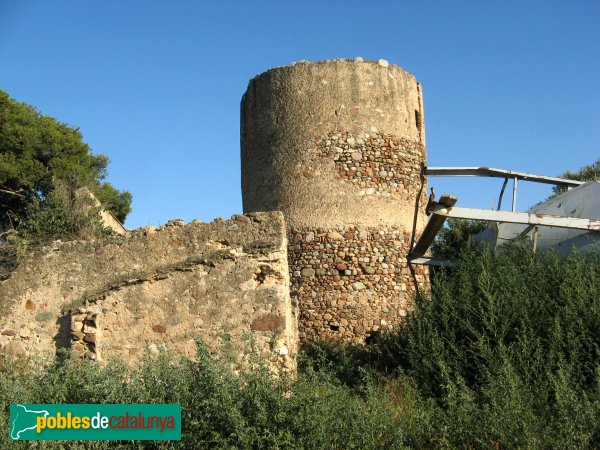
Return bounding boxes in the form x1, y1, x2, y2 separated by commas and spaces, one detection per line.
289, 225, 429, 343
0, 212, 297, 371
319, 131, 426, 205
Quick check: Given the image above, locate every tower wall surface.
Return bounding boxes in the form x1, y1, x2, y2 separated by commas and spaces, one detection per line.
241, 59, 429, 343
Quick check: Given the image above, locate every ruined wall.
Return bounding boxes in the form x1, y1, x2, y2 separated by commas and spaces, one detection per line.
0, 212, 296, 371
241, 59, 429, 343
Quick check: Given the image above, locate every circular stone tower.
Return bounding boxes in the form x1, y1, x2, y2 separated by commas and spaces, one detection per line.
241, 59, 429, 343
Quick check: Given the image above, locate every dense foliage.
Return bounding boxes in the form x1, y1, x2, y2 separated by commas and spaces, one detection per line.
1, 247, 599, 448
431, 218, 486, 259
0, 89, 131, 236
0, 342, 406, 450
377, 246, 600, 447
553, 158, 600, 196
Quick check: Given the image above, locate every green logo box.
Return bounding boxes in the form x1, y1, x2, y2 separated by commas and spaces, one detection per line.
10, 404, 181, 441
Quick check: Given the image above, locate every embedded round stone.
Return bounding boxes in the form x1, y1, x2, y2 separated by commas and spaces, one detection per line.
301, 268, 316, 277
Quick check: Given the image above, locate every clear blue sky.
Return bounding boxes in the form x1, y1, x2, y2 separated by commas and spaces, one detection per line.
1, 0, 598, 228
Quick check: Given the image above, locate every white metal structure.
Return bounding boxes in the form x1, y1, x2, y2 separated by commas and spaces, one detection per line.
410, 167, 599, 266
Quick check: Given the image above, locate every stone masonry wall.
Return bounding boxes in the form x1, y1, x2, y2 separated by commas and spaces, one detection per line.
317, 130, 427, 207
287, 130, 429, 343
289, 225, 429, 343
0, 212, 297, 371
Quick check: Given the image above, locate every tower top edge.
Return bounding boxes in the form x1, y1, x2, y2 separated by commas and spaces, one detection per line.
246, 58, 419, 87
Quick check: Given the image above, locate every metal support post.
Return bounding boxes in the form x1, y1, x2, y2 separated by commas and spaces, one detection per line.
512, 177, 518, 212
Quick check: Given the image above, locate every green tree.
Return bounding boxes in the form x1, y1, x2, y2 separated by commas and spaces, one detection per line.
0, 89, 131, 231
431, 218, 486, 259
93, 181, 132, 223
553, 158, 600, 196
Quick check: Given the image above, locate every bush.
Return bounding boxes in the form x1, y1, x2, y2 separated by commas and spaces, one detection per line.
0, 341, 407, 449
376, 246, 600, 448
14, 182, 112, 257
431, 218, 486, 259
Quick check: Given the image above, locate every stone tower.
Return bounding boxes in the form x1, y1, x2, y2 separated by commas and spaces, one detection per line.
241, 59, 429, 343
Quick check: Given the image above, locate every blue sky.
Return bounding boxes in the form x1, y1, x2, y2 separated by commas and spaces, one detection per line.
1, 0, 598, 228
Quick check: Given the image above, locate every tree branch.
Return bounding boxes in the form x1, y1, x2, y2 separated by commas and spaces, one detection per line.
0, 187, 25, 197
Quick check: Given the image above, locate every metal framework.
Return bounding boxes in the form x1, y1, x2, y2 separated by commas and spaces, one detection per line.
410, 166, 594, 266
426, 166, 584, 212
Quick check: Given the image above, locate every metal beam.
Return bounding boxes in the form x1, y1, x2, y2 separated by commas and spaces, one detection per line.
512, 177, 518, 212
497, 177, 509, 210
409, 256, 460, 267
517, 224, 536, 239
432, 206, 600, 231
425, 166, 584, 187
410, 194, 458, 258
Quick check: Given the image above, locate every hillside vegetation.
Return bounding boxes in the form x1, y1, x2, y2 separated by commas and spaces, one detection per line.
1, 246, 599, 448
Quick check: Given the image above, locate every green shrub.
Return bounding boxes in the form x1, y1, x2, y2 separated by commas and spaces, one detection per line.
376, 246, 600, 448
16, 182, 112, 257
0, 341, 407, 449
